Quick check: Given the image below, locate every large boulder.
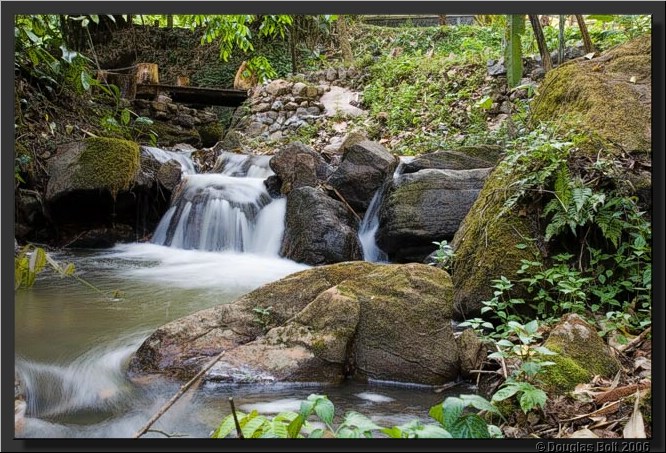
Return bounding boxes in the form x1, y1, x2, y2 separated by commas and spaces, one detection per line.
531, 35, 651, 155
46, 137, 140, 203
451, 164, 541, 317
376, 168, 491, 262
129, 261, 378, 379
541, 314, 621, 394
401, 145, 502, 173
130, 262, 461, 385
269, 142, 332, 195
45, 139, 180, 246
280, 187, 362, 265
327, 140, 398, 212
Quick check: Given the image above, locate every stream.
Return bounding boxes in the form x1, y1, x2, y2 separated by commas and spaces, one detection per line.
15, 149, 466, 438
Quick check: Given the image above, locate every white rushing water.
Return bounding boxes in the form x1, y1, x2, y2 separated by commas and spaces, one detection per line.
358, 157, 413, 262
141, 146, 196, 174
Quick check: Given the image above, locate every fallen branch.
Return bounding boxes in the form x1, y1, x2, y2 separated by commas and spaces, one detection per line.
434, 381, 462, 394
133, 350, 226, 438
619, 327, 651, 353
329, 186, 362, 223
229, 397, 244, 439
146, 429, 189, 438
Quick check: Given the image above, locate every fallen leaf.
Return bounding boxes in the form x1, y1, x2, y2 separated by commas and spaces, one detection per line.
630, 76, 637, 84
584, 52, 596, 60
623, 392, 646, 438
569, 429, 599, 438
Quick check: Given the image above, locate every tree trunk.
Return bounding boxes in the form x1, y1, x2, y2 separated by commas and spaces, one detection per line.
529, 15, 553, 72
338, 16, 353, 66
558, 15, 566, 65
167, 15, 174, 28
136, 63, 159, 85
438, 15, 447, 26
575, 15, 596, 54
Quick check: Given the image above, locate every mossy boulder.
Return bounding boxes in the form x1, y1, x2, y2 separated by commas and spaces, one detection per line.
402, 145, 502, 173
541, 314, 621, 394
147, 121, 201, 147
378, 168, 491, 262
531, 35, 651, 155
130, 262, 462, 385
197, 122, 225, 148
46, 137, 140, 202
451, 163, 541, 317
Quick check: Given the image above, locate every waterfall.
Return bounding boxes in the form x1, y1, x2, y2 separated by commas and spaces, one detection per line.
141, 146, 196, 174
151, 150, 285, 255
358, 157, 413, 262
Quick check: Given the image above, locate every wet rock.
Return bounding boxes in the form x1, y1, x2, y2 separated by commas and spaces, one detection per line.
65, 224, 135, 248
280, 187, 362, 265
156, 159, 183, 191
269, 142, 332, 194
327, 140, 398, 212
377, 168, 491, 262
401, 145, 502, 173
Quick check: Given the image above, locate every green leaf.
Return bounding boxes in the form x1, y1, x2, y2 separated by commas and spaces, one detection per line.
414, 423, 453, 438
307, 428, 325, 438
242, 415, 267, 438
518, 385, 547, 413
381, 426, 405, 438
287, 414, 304, 438
211, 414, 237, 438
450, 414, 490, 438
313, 397, 334, 427
441, 397, 464, 429
491, 384, 521, 402
459, 394, 503, 417
80, 71, 91, 91
341, 411, 382, 433
120, 109, 131, 126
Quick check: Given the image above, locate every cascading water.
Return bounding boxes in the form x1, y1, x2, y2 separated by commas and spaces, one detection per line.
151, 151, 285, 255
358, 157, 414, 262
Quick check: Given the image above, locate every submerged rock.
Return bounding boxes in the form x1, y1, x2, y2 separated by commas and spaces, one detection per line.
130, 262, 462, 385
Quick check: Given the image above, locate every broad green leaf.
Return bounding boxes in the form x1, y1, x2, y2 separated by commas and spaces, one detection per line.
491, 384, 521, 402
441, 397, 464, 429
287, 414, 304, 438
450, 414, 490, 438
459, 394, 503, 417
120, 109, 131, 126
341, 411, 382, 432
29, 247, 46, 274
307, 428, 325, 438
62, 263, 76, 277
381, 426, 405, 438
428, 402, 444, 425
313, 397, 334, 427
519, 386, 547, 413
211, 414, 236, 438
80, 71, 91, 91
414, 423, 453, 438
242, 415, 267, 438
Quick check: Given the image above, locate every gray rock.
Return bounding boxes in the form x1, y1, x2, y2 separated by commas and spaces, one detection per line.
377, 168, 492, 262
402, 146, 502, 173
327, 140, 398, 212
487, 58, 506, 76
281, 187, 362, 265
292, 82, 308, 96
269, 142, 333, 194
266, 79, 292, 96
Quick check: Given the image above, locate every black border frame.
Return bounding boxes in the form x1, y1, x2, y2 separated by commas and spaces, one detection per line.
2, 2, 664, 452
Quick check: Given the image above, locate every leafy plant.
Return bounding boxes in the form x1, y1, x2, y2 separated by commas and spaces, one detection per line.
15, 244, 75, 290
252, 306, 273, 331
488, 320, 556, 413
212, 393, 503, 439
430, 240, 455, 270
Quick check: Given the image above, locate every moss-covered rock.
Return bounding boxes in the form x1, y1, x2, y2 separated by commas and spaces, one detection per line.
147, 121, 201, 147
451, 163, 541, 317
531, 35, 651, 154
197, 122, 225, 148
46, 137, 140, 202
541, 314, 621, 394
130, 261, 462, 385
402, 145, 502, 173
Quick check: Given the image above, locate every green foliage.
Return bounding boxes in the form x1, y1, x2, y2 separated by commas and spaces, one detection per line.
430, 240, 455, 270
212, 393, 503, 439
252, 306, 273, 331
100, 107, 158, 146
505, 15, 526, 88
15, 244, 76, 290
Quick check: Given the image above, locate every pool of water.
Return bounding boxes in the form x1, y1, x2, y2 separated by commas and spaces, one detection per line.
15, 244, 467, 438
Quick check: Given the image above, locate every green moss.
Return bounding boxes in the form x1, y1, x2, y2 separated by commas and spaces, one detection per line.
72, 137, 140, 197
311, 338, 327, 355
453, 145, 503, 164
639, 389, 651, 424
197, 122, 224, 148
451, 163, 540, 316
540, 353, 592, 394
531, 35, 651, 154
541, 315, 621, 395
